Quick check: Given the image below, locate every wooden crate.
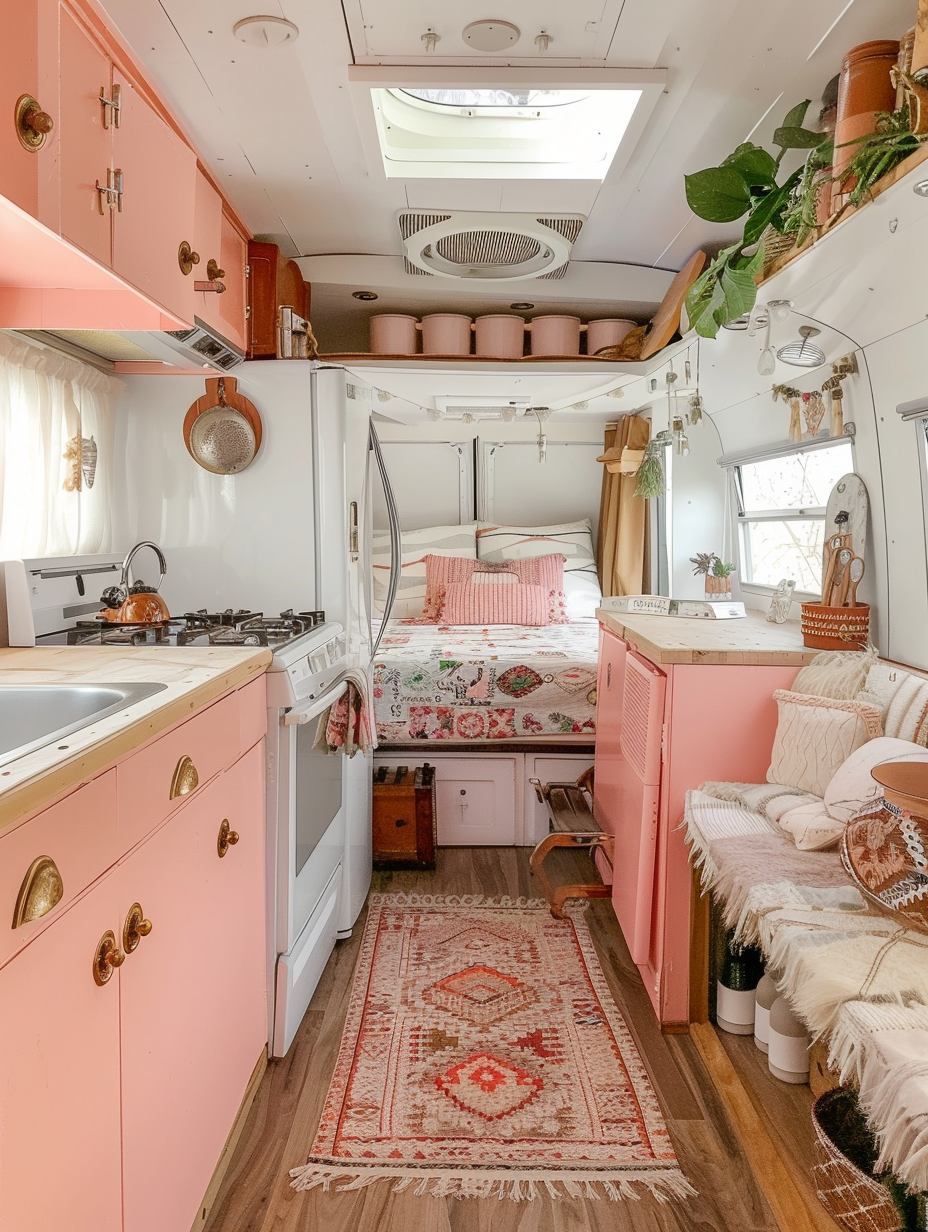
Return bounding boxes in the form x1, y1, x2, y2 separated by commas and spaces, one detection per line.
372, 764, 436, 868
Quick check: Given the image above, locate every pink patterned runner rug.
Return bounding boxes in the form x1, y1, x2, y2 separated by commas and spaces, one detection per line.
290, 894, 695, 1202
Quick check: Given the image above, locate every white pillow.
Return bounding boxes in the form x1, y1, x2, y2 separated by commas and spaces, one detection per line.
372, 523, 477, 619
824, 736, 928, 822
767, 690, 883, 799
477, 520, 602, 618
792, 646, 878, 700
777, 799, 845, 852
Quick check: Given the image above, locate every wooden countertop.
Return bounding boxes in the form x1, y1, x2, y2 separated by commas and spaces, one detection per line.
0, 645, 271, 832
596, 608, 818, 666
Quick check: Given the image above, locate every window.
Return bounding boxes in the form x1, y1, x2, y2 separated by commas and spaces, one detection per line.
733, 441, 855, 593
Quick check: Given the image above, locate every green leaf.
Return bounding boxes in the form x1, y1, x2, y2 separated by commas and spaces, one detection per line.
684, 166, 752, 222
780, 100, 811, 131
742, 169, 802, 244
772, 125, 828, 150
719, 263, 759, 319
722, 143, 778, 187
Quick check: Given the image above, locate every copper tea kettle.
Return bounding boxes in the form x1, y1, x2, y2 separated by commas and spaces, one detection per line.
100, 541, 170, 623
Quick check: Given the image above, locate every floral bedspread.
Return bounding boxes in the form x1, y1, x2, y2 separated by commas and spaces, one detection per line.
373, 619, 599, 742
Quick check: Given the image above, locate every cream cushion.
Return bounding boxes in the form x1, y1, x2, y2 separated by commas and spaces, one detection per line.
777, 799, 845, 852
767, 690, 883, 798
792, 646, 878, 700
824, 736, 928, 822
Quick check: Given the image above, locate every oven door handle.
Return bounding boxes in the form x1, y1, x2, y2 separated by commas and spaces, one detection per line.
282, 679, 348, 725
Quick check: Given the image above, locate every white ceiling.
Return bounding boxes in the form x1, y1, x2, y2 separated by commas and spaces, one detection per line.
99, 0, 913, 348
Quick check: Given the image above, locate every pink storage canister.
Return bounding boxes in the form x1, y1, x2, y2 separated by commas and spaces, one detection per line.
370, 314, 418, 355
419, 314, 473, 355
587, 319, 636, 355
529, 315, 581, 356
475, 314, 525, 358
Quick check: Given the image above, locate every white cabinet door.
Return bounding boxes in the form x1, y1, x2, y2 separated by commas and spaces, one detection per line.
433, 757, 517, 845
525, 755, 595, 845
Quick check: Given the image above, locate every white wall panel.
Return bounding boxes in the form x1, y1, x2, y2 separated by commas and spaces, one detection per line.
479, 440, 603, 541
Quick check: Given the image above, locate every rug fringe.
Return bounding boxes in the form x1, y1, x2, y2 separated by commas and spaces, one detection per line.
289, 1163, 696, 1202
368, 892, 573, 911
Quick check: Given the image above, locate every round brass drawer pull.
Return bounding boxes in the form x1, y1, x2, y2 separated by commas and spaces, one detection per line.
217, 819, 240, 858
93, 930, 126, 986
15, 94, 54, 151
123, 902, 153, 954
178, 241, 200, 276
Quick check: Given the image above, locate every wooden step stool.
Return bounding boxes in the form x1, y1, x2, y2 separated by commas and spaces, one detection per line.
528, 768, 613, 918
372, 763, 437, 868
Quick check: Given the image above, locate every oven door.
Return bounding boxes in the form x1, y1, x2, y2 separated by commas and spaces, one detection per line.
275, 678, 348, 956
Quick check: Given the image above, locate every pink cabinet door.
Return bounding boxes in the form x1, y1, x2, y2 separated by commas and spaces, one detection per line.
217, 210, 248, 350
191, 168, 223, 332
120, 746, 266, 1232
111, 69, 196, 324
592, 625, 627, 837
58, 6, 112, 266
0, 874, 123, 1232
0, 0, 57, 224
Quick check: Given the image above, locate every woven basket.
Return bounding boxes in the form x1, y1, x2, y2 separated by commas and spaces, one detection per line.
761, 227, 797, 276
800, 602, 869, 650
811, 1089, 903, 1232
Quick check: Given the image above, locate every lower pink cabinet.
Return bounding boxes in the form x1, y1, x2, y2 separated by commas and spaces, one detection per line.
593, 625, 800, 1028
0, 737, 266, 1232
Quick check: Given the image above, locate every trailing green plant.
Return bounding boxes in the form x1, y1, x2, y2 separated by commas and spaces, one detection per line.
781, 138, 834, 246
683, 101, 829, 339
633, 445, 664, 499
840, 104, 927, 208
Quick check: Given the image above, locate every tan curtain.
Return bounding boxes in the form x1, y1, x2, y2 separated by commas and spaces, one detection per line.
596, 415, 651, 597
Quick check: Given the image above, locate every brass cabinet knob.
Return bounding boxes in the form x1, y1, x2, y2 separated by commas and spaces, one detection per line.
178, 241, 201, 276
93, 930, 126, 986
15, 94, 54, 151
217, 818, 240, 858
123, 902, 153, 953
206, 258, 225, 281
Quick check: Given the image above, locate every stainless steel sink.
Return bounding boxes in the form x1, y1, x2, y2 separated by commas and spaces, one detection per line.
0, 683, 169, 769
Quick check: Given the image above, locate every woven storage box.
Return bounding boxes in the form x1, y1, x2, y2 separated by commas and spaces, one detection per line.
801, 602, 869, 650
811, 1088, 903, 1232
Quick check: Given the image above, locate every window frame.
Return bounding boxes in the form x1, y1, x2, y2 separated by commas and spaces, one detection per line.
725, 436, 856, 600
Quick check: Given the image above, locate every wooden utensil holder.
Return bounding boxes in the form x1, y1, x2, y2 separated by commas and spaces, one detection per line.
800, 602, 869, 650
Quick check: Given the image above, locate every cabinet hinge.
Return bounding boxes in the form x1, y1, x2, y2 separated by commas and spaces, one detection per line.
660, 722, 668, 763
245, 305, 251, 319
245, 264, 251, 277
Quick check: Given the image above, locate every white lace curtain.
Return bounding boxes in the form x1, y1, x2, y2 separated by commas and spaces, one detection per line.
0, 334, 123, 558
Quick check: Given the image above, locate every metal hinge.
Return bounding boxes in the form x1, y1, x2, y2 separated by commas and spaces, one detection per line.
245, 305, 251, 318
245, 264, 251, 277
660, 722, 668, 762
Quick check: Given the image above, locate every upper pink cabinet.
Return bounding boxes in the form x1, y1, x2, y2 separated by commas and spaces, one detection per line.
188, 172, 248, 351
0, 0, 58, 225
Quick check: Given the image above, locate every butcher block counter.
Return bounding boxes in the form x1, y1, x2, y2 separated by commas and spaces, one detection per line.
0, 645, 271, 831
596, 607, 818, 667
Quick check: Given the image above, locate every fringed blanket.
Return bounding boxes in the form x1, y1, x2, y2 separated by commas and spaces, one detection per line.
858, 1028, 928, 1193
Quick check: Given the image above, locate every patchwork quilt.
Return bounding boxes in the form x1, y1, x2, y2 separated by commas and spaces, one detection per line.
373, 618, 599, 742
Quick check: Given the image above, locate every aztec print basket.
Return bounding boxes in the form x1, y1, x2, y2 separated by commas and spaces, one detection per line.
810, 1088, 903, 1232
800, 602, 870, 650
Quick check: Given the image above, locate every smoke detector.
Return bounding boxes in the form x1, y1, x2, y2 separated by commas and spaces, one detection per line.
232, 16, 299, 46
398, 211, 584, 282
462, 20, 520, 52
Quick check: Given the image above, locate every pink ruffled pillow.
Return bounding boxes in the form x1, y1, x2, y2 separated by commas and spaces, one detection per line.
422, 553, 567, 623
439, 581, 549, 626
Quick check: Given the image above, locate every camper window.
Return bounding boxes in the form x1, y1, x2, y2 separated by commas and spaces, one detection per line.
733, 441, 855, 593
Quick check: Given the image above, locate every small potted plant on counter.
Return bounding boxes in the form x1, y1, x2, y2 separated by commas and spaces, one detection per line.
691, 553, 736, 601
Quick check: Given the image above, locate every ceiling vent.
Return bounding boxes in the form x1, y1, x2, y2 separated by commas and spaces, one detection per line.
399, 211, 584, 281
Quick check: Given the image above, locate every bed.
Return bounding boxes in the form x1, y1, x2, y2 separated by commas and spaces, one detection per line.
372, 617, 600, 743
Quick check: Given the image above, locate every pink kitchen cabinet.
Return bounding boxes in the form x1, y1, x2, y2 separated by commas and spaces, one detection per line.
0, 871, 124, 1232
593, 624, 801, 1028
189, 173, 248, 350
218, 208, 249, 351
0, 0, 58, 225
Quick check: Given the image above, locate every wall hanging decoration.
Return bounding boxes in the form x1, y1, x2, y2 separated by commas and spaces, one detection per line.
772, 384, 804, 442
633, 438, 665, 498
183, 376, 263, 475
62, 435, 97, 492
772, 353, 858, 442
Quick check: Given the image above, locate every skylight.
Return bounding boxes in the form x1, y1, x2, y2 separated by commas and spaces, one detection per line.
400, 89, 591, 115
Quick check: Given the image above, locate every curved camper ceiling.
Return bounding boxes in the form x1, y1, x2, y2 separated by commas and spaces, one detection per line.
93, 0, 914, 336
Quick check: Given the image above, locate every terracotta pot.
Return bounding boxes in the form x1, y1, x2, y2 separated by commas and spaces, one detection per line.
528, 315, 581, 356
419, 314, 472, 355
474, 314, 525, 358
586, 319, 636, 355
833, 40, 900, 191
370, 314, 419, 355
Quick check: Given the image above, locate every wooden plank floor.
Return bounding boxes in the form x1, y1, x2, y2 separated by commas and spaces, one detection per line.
201, 847, 794, 1232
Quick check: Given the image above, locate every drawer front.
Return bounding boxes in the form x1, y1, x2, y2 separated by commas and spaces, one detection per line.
0, 770, 117, 970
431, 758, 516, 846
238, 675, 267, 752
117, 693, 239, 851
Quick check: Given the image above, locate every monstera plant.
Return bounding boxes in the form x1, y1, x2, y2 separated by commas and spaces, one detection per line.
684, 101, 829, 338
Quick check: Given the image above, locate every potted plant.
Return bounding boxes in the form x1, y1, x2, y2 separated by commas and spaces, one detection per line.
691, 553, 736, 600
683, 101, 829, 338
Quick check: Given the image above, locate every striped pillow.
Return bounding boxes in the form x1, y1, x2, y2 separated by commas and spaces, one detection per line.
477, 520, 601, 619
372, 524, 477, 618
439, 581, 549, 627
423, 552, 568, 622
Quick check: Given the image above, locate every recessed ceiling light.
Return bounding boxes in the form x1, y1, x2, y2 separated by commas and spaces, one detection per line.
352, 290, 378, 300
510, 301, 534, 310
232, 16, 299, 47
462, 19, 520, 52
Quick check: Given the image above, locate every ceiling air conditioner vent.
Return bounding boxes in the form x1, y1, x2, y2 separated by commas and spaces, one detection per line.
399, 211, 584, 282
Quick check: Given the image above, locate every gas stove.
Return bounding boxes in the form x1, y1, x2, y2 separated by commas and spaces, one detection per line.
59, 608, 328, 649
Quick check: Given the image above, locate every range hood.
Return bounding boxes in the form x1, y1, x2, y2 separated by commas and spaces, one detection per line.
44, 317, 245, 372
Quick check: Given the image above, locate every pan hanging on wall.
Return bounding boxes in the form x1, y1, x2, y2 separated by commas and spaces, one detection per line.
183, 377, 263, 474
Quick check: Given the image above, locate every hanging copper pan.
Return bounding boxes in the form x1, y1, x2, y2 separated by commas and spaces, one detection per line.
183, 377, 263, 474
